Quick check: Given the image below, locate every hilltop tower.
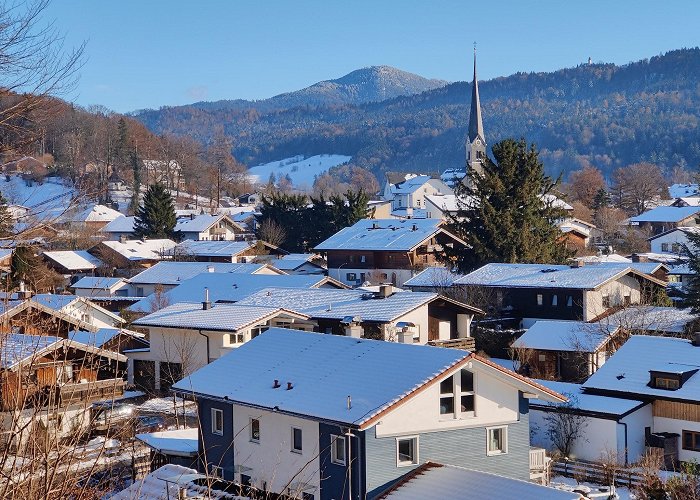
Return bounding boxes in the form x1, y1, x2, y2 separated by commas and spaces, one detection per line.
466, 47, 486, 179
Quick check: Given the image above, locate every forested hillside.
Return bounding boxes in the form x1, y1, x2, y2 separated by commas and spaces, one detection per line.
134, 48, 700, 180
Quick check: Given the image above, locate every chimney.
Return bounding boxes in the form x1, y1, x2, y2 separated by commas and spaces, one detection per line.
202, 287, 212, 310
377, 284, 393, 298
631, 253, 648, 263
17, 281, 32, 300
119, 234, 128, 244
570, 260, 584, 268
190, 213, 195, 220
692, 332, 700, 347
286, 382, 293, 390
397, 330, 414, 344
342, 315, 363, 338
411, 223, 417, 231
207, 265, 215, 273
273, 379, 281, 388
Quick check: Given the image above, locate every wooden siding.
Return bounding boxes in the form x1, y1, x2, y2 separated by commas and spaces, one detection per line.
653, 400, 700, 422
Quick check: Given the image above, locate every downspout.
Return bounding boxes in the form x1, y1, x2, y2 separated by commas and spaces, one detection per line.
345, 427, 354, 500
619, 420, 629, 466
198, 329, 210, 364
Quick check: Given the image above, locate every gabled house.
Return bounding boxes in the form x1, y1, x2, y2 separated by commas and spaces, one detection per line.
71, 276, 128, 298
42, 250, 105, 278
59, 203, 123, 231
629, 206, 700, 235
263, 253, 327, 275
171, 239, 287, 263
174, 213, 245, 241
648, 227, 700, 256
315, 218, 467, 288
382, 174, 453, 212
91, 238, 177, 271
68, 327, 149, 354
100, 215, 136, 241
172, 328, 565, 499
582, 335, 700, 468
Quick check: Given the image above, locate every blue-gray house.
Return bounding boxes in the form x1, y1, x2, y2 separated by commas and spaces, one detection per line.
172, 328, 564, 500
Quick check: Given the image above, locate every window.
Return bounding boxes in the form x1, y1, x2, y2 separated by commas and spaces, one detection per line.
229, 333, 244, 344
331, 435, 346, 465
250, 418, 260, 442
624, 295, 631, 306
136, 287, 144, 297
536, 294, 543, 306
654, 377, 680, 390
683, 430, 700, 451
661, 243, 669, 252
551, 295, 558, 307
672, 243, 681, 254
396, 437, 418, 466
567, 295, 573, 307
346, 272, 357, 281
250, 326, 268, 339
292, 427, 303, 453
602, 295, 611, 308
360, 255, 366, 263
439, 376, 455, 416
211, 408, 223, 436
487, 426, 507, 455
460, 369, 475, 415
439, 370, 475, 418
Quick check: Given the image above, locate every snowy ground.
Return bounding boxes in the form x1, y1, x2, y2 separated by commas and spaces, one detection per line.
551, 475, 633, 500
1, 175, 75, 220
247, 154, 352, 188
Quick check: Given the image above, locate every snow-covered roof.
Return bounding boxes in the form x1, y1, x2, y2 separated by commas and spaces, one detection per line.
454, 263, 660, 290
71, 276, 125, 290
597, 261, 667, 276
379, 462, 580, 500
582, 335, 700, 402
669, 183, 699, 198
70, 204, 123, 223
136, 428, 198, 457
629, 206, 700, 223
392, 175, 432, 194
110, 464, 241, 500
68, 327, 145, 347
530, 380, 645, 417
174, 213, 242, 233
31, 293, 78, 310
391, 208, 428, 219
173, 239, 255, 257
128, 261, 268, 285
0, 334, 61, 369
574, 254, 631, 264
669, 263, 694, 275
513, 320, 615, 352
599, 306, 696, 334
138, 396, 197, 417
133, 302, 307, 332
42, 250, 104, 271
237, 287, 481, 322
315, 218, 455, 252
403, 267, 464, 288
269, 253, 324, 271
174, 329, 563, 428
127, 273, 335, 313
100, 238, 177, 261
425, 194, 461, 213
541, 193, 573, 211
101, 215, 135, 233
648, 226, 700, 241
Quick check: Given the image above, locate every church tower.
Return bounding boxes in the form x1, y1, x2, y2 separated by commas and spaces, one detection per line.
466, 47, 486, 179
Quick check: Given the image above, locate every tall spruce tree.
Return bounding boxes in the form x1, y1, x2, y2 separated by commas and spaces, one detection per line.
0, 192, 13, 238
133, 183, 176, 239
682, 230, 700, 312
447, 138, 572, 271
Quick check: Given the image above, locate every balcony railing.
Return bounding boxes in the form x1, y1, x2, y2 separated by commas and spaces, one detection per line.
529, 447, 549, 484
427, 337, 476, 351
59, 378, 126, 405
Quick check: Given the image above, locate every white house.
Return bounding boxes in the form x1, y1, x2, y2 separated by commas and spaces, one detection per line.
71, 276, 128, 298
30, 293, 125, 330
383, 174, 453, 212
648, 227, 700, 256
100, 215, 136, 241
174, 213, 245, 241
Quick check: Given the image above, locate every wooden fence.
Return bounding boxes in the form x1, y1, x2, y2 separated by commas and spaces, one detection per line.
552, 458, 645, 489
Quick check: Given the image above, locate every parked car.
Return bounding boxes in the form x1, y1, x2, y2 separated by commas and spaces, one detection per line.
135, 415, 166, 433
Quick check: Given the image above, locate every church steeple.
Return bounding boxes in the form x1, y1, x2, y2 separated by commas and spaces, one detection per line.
466, 45, 486, 179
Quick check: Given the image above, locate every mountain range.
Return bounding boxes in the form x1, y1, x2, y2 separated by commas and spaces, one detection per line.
133, 48, 700, 181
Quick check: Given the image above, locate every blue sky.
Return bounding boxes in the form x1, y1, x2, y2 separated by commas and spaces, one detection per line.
44, 0, 700, 113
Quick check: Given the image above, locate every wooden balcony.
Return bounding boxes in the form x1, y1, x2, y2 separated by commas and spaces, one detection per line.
59, 378, 126, 405
427, 337, 475, 351
529, 447, 549, 484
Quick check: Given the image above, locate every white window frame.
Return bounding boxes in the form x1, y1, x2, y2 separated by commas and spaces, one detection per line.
250, 417, 260, 443
536, 294, 543, 306
211, 408, 223, 436
396, 436, 419, 467
330, 434, 346, 465
459, 369, 476, 418
486, 426, 508, 456
291, 427, 303, 453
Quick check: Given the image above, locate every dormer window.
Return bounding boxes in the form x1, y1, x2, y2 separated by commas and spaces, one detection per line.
649, 365, 699, 391
654, 377, 679, 390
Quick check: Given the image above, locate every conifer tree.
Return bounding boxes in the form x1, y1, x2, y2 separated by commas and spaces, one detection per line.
592, 187, 612, 211
447, 138, 573, 271
682, 230, 700, 313
133, 182, 176, 239
0, 192, 14, 238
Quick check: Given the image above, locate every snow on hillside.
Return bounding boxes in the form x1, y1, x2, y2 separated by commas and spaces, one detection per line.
247, 154, 351, 188
0, 175, 75, 220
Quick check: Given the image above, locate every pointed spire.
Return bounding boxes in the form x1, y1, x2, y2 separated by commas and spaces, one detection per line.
468, 45, 485, 144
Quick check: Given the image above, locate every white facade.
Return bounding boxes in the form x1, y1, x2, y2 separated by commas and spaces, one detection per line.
649, 228, 697, 255
392, 179, 452, 211
582, 275, 642, 321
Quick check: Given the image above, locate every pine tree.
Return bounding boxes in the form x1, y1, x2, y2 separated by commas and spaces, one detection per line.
682, 230, 700, 313
592, 187, 612, 211
129, 150, 142, 215
447, 138, 573, 271
0, 191, 14, 238
133, 183, 176, 239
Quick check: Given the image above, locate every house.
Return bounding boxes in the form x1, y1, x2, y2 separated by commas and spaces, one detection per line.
135, 428, 199, 471
0, 248, 12, 273
129, 302, 314, 391
100, 215, 136, 241
599, 306, 697, 336
174, 213, 245, 241
68, 327, 149, 354
59, 203, 123, 231
238, 193, 260, 205
382, 174, 453, 212
263, 253, 326, 275
377, 462, 581, 499
71, 276, 128, 298
28, 293, 125, 330
582, 335, 700, 468
558, 218, 601, 247
91, 238, 177, 270
236, 285, 483, 347
628, 206, 700, 235
451, 263, 667, 326
171, 239, 286, 263
668, 183, 699, 198
111, 464, 233, 500
424, 194, 460, 220
648, 227, 700, 256
126, 261, 282, 297
1, 156, 46, 175
558, 227, 588, 253
171, 328, 565, 499
529, 380, 649, 465
668, 263, 694, 292
41, 250, 105, 278
511, 320, 619, 382
315, 218, 467, 288
368, 199, 393, 219
127, 273, 346, 314
0, 333, 127, 449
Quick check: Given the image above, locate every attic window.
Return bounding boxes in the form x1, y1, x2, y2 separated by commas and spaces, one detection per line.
654, 377, 680, 390
649, 365, 699, 391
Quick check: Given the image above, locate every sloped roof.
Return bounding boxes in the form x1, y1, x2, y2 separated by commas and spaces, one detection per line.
101, 215, 135, 233
133, 302, 307, 332
669, 183, 699, 198
529, 380, 645, 417
128, 261, 268, 285
582, 335, 700, 401
425, 194, 461, 213
0, 334, 60, 369
270, 253, 325, 271
648, 226, 700, 241
174, 213, 242, 233
100, 238, 177, 261
135, 428, 198, 457
173, 329, 562, 428
31, 293, 78, 310
378, 463, 579, 500
127, 273, 338, 313
173, 239, 255, 257
68, 327, 146, 348
403, 267, 464, 288
71, 204, 123, 223
392, 175, 432, 194
315, 218, 455, 252
513, 320, 615, 352
72, 276, 125, 290
629, 206, 700, 223
454, 263, 663, 290
42, 250, 104, 271
599, 306, 696, 334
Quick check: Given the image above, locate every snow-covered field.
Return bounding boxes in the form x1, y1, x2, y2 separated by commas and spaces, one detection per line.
247, 154, 352, 188
0, 175, 75, 220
